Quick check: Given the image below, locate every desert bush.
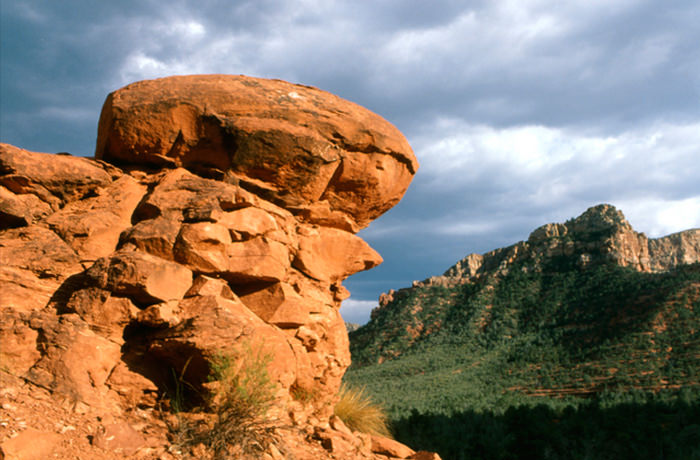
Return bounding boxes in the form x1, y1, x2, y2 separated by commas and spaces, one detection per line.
169, 341, 280, 459
205, 342, 279, 457
334, 383, 391, 437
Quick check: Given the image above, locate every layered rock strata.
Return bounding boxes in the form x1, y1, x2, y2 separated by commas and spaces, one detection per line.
0, 75, 424, 459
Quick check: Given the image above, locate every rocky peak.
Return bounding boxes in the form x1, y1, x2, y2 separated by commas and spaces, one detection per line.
550, 203, 630, 238
362, 205, 700, 372
527, 204, 635, 247
0, 75, 428, 459
409, 205, 700, 292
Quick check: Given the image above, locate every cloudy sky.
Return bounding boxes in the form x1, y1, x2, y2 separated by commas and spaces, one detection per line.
2, 0, 699, 323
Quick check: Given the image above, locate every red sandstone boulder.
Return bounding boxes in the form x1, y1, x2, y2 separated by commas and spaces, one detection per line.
294, 225, 383, 282
146, 277, 297, 391
0, 226, 82, 313
95, 75, 418, 229
65, 287, 139, 341
130, 167, 273, 223
0, 225, 81, 278
118, 215, 181, 260
84, 249, 193, 305
0, 309, 40, 375
0, 143, 113, 208
370, 434, 416, 458
225, 236, 291, 282
239, 281, 313, 328
217, 205, 279, 238
174, 221, 233, 273
0, 184, 51, 229
0, 266, 63, 314
0, 428, 62, 460
26, 313, 122, 411
44, 175, 146, 262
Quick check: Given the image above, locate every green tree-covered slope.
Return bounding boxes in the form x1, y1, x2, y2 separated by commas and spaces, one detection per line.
345, 205, 700, 459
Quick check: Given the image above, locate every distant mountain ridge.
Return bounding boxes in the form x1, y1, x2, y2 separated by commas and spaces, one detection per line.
446, 203, 699, 277
370, 204, 700, 324
345, 204, 700, 458
378, 204, 700, 314
351, 204, 700, 369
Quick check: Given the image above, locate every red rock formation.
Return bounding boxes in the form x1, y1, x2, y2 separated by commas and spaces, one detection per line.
0, 75, 423, 459
95, 74, 417, 231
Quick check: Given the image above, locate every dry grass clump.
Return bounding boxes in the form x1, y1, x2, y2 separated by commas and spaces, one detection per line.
290, 384, 318, 403
168, 342, 280, 459
205, 345, 278, 457
334, 383, 391, 437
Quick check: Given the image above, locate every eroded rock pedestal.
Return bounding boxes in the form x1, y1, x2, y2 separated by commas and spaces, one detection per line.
0, 75, 427, 459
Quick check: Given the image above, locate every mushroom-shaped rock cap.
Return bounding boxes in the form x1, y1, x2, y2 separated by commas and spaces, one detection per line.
96, 75, 418, 230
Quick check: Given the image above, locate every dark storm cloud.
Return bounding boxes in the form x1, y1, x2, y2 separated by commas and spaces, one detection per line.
363, 1, 700, 133
1, 0, 699, 323
4, 1, 699, 150
1, 1, 167, 154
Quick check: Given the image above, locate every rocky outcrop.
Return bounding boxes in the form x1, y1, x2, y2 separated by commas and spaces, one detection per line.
434, 204, 700, 286
358, 204, 700, 374
374, 204, 700, 321
95, 74, 417, 231
0, 75, 420, 459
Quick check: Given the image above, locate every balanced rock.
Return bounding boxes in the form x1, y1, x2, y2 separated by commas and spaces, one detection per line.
95, 74, 418, 230
0, 75, 421, 460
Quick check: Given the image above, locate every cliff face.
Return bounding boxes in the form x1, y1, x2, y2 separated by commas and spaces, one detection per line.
0, 76, 431, 459
427, 204, 700, 288
359, 204, 700, 366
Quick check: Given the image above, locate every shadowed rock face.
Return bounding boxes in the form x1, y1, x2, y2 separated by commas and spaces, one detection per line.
0, 75, 424, 459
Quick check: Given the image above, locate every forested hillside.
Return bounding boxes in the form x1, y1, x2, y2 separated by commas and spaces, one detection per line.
345, 205, 700, 459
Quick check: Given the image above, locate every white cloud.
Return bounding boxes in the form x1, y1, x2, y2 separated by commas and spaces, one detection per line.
110, 1, 373, 89
405, 119, 700, 240
413, 120, 613, 186
116, 33, 259, 86
613, 197, 700, 237
168, 20, 205, 39
378, 3, 569, 72
415, 119, 699, 185
119, 52, 171, 82
339, 299, 377, 324
434, 220, 500, 237
372, 1, 630, 88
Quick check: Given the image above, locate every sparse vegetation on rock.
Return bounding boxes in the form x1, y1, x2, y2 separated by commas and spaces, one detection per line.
334, 383, 391, 437
168, 343, 280, 459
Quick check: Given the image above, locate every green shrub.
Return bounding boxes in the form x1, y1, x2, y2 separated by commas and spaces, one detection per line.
206, 343, 278, 457
169, 342, 280, 459
334, 383, 391, 437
